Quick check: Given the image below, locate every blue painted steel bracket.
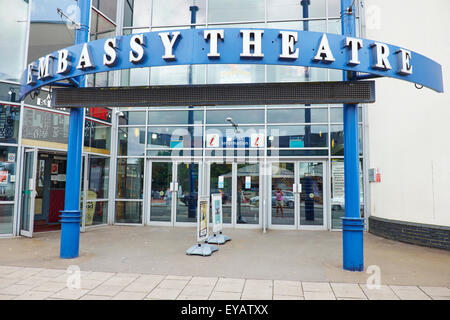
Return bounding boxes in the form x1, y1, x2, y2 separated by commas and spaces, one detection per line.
20, 28, 443, 99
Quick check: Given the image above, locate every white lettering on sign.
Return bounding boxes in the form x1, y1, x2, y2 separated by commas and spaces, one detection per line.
313, 34, 335, 63
56, 49, 71, 74
204, 30, 224, 58
159, 32, 181, 61
240, 30, 264, 58
279, 31, 299, 60
38, 54, 54, 80
129, 34, 145, 63
371, 42, 392, 70
344, 37, 363, 66
396, 48, 413, 75
76, 43, 95, 70
103, 38, 118, 66
27, 62, 37, 85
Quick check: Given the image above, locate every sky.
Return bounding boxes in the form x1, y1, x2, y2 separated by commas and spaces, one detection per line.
31, 0, 77, 22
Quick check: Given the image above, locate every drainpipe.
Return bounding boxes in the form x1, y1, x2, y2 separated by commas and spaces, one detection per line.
59, 0, 91, 259
341, 0, 364, 271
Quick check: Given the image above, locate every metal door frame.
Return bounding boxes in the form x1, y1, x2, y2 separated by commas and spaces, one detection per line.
19, 147, 38, 237
297, 160, 328, 230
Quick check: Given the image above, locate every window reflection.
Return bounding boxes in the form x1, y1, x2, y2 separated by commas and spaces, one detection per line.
267, 108, 328, 123
148, 110, 203, 125
268, 125, 328, 148
116, 158, 144, 199
147, 126, 203, 149
208, 0, 264, 23
152, 0, 206, 26
118, 127, 146, 156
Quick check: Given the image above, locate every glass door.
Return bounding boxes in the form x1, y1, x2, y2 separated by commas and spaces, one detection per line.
236, 163, 260, 226
149, 161, 174, 224
175, 162, 199, 224
208, 163, 233, 225
298, 161, 326, 229
270, 162, 296, 228
20, 148, 37, 237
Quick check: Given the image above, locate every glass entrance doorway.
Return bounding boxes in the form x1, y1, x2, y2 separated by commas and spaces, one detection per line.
269, 161, 326, 229
148, 161, 201, 225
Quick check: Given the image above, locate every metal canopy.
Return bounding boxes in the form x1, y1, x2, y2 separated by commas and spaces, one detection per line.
51, 81, 375, 108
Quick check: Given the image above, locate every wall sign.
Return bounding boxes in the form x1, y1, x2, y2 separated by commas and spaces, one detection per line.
20, 28, 443, 99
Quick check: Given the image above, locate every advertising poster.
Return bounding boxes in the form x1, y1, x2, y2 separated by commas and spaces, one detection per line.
211, 194, 223, 234
0, 171, 8, 185
51, 163, 58, 174
197, 197, 209, 242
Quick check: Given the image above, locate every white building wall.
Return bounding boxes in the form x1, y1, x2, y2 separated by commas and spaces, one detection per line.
364, 0, 450, 226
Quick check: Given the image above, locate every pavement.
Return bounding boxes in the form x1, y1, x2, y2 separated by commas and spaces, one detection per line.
0, 225, 449, 300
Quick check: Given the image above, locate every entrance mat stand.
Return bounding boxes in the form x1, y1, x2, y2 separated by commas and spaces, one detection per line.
206, 231, 232, 245
186, 243, 218, 256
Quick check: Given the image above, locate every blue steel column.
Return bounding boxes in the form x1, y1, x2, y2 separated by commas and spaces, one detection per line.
341, 0, 364, 271
60, 0, 91, 259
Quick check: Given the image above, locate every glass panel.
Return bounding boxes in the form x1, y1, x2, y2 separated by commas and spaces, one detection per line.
268, 125, 328, 148
115, 201, 142, 223
0, 146, 17, 201
148, 126, 203, 149
299, 162, 324, 226
0, 204, 14, 234
328, 0, 341, 17
205, 126, 264, 148
207, 109, 264, 124
209, 163, 232, 224
22, 108, 70, 145
237, 163, 259, 225
88, 156, 109, 199
116, 158, 144, 199
266, 65, 328, 83
0, 0, 28, 81
85, 201, 108, 226
331, 159, 364, 229
127, 0, 151, 27
118, 127, 146, 156
118, 111, 146, 126
21, 151, 34, 232
267, 0, 326, 20
152, 0, 206, 26
327, 18, 341, 34
0, 104, 20, 143
208, 0, 264, 23
148, 110, 204, 125
150, 65, 205, 85
330, 124, 363, 156
150, 162, 172, 222
330, 107, 363, 123
207, 64, 265, 84
176, 163, 199, 223
271, 163, 295, 226
84, 120, 111, 153
267, 108, 328, 123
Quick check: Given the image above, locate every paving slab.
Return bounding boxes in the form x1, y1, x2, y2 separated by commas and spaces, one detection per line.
330, 283, 367, 299
209, 291, 241, 300
146, 288, 181, 300
390, 285, 432, 300
215, 278, 245, 293
189, 276, 218, 286
241, 280, 273, 300
177, 294, 209, 300
274, 280, 303, 297
31, 281, 67, 292
302, 282, 333, 292
273, 295, 304, 300
80, 295, 111, 300
360, 284, 399, 300
14, 290, 53, 300
157, 279, 189, 290
50, 288, 90, 300
419, 286, 450, 298
112, 291, 148, 300
304, 291, 336, 300
181, 285, 215, 296
89, 284, 127, 297
0, 284, 35, 295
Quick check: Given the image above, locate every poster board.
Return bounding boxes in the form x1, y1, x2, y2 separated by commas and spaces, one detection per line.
197, 196, 209, 242
211, 193, 223, 234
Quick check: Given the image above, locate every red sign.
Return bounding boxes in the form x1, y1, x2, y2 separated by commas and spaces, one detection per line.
88, 107, 110, 122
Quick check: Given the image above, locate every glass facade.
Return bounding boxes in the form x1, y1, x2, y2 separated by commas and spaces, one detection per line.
0, 0, 367, 235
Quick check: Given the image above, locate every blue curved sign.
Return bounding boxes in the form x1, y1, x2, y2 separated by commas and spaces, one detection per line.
20, 28, 443, 99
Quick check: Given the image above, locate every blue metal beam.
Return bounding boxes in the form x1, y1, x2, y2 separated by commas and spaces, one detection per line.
341, 0, 364, 271
59, 0, 91, 259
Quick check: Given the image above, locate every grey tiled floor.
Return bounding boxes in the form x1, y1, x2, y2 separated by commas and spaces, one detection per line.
0, 266, 449, 300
